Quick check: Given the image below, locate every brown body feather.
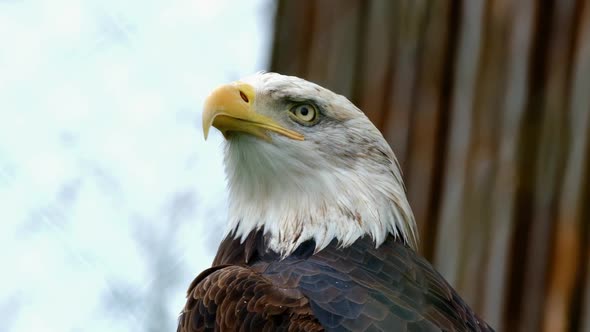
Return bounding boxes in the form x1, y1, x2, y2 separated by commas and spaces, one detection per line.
178, 265, 323, 331
178, 231, 493, 332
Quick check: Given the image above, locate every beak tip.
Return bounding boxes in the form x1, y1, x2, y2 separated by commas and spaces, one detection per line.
203, 128, 210, 140
202, 120, 210, 140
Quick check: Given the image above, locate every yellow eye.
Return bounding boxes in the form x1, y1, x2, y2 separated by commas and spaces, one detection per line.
290, 104, 317, 124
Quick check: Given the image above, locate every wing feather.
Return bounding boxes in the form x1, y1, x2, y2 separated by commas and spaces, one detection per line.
180, 233, 494, 332
255, 237, 494, 332
178, 265, 323, 332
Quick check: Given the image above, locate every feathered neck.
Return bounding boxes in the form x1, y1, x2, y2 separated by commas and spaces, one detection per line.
212, 229, 316, 266
212, 229, 414, 267
222, 135, 418, 258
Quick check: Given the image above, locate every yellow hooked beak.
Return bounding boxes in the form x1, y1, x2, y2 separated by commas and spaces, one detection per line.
202, 82, 304, 141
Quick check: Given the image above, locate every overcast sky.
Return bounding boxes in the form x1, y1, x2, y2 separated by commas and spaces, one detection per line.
0, 1, 273, 331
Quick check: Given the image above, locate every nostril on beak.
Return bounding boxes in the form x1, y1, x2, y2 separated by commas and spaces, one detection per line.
239, 91, 249, 103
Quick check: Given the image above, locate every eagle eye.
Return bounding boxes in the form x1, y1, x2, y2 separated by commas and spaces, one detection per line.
290, 104, 318, 125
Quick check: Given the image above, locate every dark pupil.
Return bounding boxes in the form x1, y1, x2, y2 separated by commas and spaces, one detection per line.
299, 107, 309, 116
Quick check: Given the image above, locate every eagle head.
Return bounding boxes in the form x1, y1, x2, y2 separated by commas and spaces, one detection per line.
203, 72, 417, 256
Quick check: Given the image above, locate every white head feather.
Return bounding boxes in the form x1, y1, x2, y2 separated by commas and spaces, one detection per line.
220, 72, 417, 256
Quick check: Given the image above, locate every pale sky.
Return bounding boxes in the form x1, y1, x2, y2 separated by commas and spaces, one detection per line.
0, 0, 273, 331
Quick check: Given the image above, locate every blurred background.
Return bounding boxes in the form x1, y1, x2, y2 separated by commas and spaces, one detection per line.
1, 0, 588, 331
0, 0, 273, 331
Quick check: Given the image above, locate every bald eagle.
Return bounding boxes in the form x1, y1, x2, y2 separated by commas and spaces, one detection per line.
178, 73, 493, 331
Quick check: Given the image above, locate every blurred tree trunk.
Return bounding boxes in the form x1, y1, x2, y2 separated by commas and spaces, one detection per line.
270, 1, 590, 331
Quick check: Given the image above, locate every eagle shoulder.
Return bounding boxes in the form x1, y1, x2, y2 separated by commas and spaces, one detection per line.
177, 264, 323, 332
